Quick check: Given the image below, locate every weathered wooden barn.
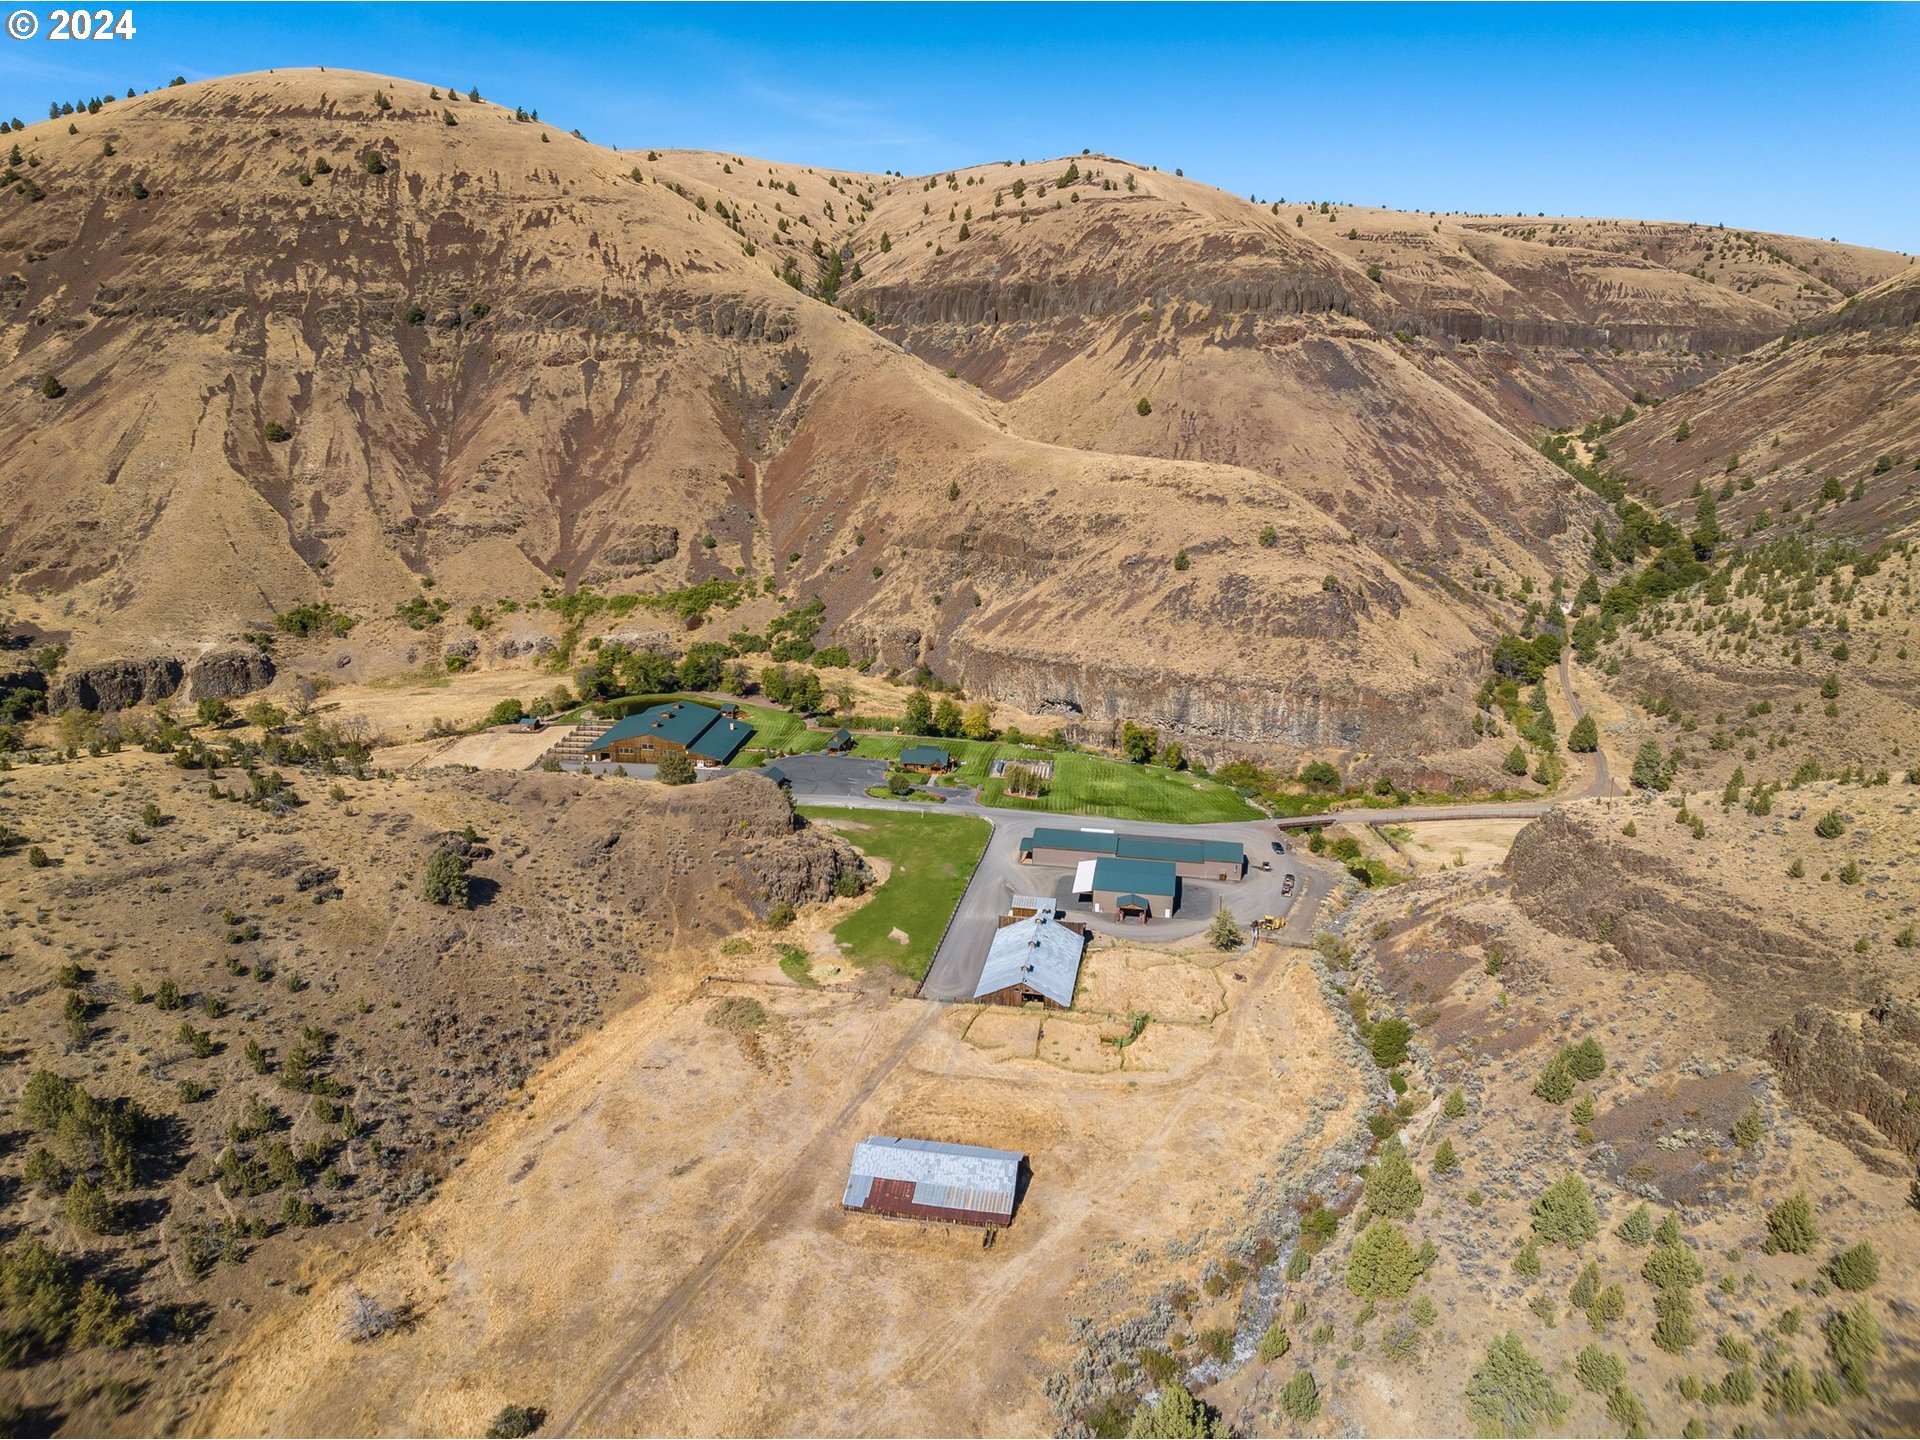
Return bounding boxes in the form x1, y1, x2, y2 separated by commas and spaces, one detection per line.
973, 900, 1087, 1008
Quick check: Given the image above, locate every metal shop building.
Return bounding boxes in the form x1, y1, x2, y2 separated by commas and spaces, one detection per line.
842, 1136, 1025, 1228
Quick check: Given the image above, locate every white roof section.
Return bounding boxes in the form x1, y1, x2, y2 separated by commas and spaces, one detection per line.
1072, 858, 1097, 894
974, 907, 1086, 1008
843, 1135, 1023, 1216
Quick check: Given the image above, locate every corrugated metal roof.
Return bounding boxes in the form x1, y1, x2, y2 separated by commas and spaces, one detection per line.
1010, 893, 1056, 912
843, 1136, 1021, 1217
1091, 856, 1178, 897
899, 745, 951, 767
974, 907, 1085, 1007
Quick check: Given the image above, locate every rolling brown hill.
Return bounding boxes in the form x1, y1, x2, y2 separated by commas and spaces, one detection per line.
0, 70, 1557, 756
2, 69, 1907, 758
1597, 267, 1920, 538
660, 147, 1909, 566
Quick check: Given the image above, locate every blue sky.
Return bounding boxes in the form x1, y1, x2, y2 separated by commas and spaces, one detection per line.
3, 2, 1914, 251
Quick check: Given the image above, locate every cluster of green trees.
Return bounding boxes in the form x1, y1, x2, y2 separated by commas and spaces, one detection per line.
1117, 720, 1185, 770
901, 688, 995, 741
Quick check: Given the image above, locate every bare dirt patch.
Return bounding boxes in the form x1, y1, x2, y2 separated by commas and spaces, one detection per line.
201, 942, 1362, 1438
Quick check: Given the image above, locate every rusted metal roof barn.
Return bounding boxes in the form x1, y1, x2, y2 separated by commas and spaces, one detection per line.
842, 1136, 1024, 1228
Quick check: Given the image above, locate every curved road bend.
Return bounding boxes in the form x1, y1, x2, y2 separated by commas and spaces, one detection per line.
1275, 650, 1613, 829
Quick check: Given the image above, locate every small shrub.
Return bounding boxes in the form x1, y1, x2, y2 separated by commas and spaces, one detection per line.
1463, 1331, 1567, 1439
1764, 1191, 1817, 1255
1574, 1343, 1624, 1394
1615, 1203, 1653, 1246
1279, 1369, 1319, 1423
485, 1405, 546, 1438
1531, 1174, 1598, 1246
1825, 1242, 1879, 1292
1137, 1348, 1178, 1386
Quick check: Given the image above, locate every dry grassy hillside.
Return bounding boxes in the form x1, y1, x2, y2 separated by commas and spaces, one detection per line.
0, 734, 857, 1434
828, 158, 1609, 578
1597, 269, 1920, 538
1585, 536, 1918, 795
1311, 210, 1910, 437
1068, 789, 1920, 1436
0, 71, 1582, 756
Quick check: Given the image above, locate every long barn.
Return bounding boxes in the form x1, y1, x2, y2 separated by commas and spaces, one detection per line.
1019, 826, 1245, 881
842, 1136, 1025, 1228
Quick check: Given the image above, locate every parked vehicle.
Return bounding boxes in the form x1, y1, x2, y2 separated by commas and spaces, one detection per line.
1281, 873, 1296, 895
1270, 840, 1287, 854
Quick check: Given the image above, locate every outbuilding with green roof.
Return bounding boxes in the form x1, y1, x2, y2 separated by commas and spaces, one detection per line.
1085, 856, 1180, 920
1019, 827, 1244, 881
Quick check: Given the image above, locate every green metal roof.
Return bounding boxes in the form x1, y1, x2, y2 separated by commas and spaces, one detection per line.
1090, 856, 1178, 897
1022, 827, 1243, 868
899, 745, 951, 767
1113, 894, 1152, 910
589, 701, 754, 764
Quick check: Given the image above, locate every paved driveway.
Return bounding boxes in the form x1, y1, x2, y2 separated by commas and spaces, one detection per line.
916, 815, 1328, 1001
766, 753, 886, 799
767, 755, 1337, 1003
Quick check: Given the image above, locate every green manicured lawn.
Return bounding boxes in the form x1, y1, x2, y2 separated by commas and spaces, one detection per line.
798, 806, 990, 980
850, 736, 1261, 824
